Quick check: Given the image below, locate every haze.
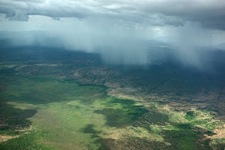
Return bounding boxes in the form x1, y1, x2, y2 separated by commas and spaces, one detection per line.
1, 0, 225, 67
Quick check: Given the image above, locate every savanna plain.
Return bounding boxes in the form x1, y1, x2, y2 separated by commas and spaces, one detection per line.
1, 46, 225, 150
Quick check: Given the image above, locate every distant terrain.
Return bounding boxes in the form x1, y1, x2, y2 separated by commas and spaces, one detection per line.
1, 46, 225, 149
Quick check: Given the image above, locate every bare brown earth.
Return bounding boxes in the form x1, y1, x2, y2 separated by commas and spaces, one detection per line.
0, 135, 19, 143
210, 124, 225, 139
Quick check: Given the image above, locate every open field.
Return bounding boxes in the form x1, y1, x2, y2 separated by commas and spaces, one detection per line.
1, 47, 225, 149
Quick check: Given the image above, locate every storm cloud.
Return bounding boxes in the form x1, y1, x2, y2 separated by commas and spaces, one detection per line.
0, 0, 225, 67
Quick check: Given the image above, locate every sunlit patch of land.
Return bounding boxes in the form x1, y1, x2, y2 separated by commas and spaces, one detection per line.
0, 135, 19, 143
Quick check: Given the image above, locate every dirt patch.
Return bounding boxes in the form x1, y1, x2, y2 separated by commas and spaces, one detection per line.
210, 124, 225, 139
0, 135, 19, 143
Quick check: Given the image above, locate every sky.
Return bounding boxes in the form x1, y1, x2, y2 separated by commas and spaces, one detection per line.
0, 0, 225, 67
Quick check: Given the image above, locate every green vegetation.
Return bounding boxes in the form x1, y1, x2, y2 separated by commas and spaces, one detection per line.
0, 73, 222, 149
95, 98, 149, 127
1, 49, 225, 149
0, 131, 55, 150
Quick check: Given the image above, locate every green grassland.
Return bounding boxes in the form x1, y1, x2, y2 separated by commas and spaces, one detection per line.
0, 72, 224, 150
1, 48, 225, 149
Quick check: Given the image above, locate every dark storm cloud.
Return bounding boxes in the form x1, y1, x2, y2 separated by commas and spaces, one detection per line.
139, 0, 225, 30
0, 0, 225, 68
0, 0, 88, 20
1, 0, 225, 29
132, 0, 225, 30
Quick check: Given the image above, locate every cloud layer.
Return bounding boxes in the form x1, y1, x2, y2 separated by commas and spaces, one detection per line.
1, 0, 225, 29
1, 0, 225, 67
